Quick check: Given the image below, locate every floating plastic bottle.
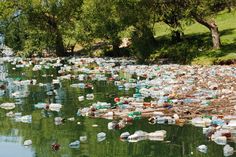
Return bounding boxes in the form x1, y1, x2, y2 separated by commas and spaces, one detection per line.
120, 132, 130, 140
49, 103, 62, 112
24, 140, 32, 146
197, 145, 207, 153
213, 136, 227, 145
15, 115, 32, 123
127, 130, 148, 142
0, 103, 15, 110
97, 132, 106, 142
223, 144, 234, 157
79, 136, 87, 142
69, 140, 80, 148
148, 130, 166, 141
86, 94, 94, 100
78, 96, 84, 101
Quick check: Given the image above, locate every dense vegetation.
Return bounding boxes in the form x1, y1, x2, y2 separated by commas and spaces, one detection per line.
0, 0, 236, 64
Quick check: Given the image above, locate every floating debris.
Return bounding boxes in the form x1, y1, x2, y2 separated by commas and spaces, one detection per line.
197, 145, 207, 153
97, 132, 106, 142
69, 140, 80, 148
0, 103, 15, 110
24, 140, 32, 146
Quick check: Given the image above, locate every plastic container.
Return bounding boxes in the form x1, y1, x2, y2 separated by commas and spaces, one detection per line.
69, 140, 80, 148
97, 132, 106, 142
120, 132, 130, 139
80, 136, 87, 142
213, 136, 227, 145
24, 140, 32, 146
78, 96, 84, 101
0, 102, 15, 110
197, 145, 207, 153
223, 144, 234, 157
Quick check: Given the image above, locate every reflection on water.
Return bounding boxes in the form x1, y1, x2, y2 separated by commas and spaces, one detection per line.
0, 129, 34, 157
0, 142, 34, 157
0, 60, 228, 157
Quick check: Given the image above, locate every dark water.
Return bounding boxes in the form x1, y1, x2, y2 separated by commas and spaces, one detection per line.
0, 62, 230, 157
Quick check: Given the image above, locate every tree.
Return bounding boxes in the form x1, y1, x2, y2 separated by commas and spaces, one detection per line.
186, 0, 223, 49
116, 0, 157, 61
149, 0, 234, 49
0, 0, 83, 56
80, 0, 126, 56
159, 1, 189, 42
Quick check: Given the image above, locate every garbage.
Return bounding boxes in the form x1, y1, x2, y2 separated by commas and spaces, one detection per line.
67, 117, 75, 121
24, 140, 32, 146
1, 56, 236, 154
0, 103, 15, 110
125, 130, 167, 142
52, 79, 60, 85
227, 120, 236, 128
148, 130, 166, 141
191, 117, 211, 127
80, 136, 87, 142
15, 115, 32, 123
70, 83, 85, 88
223, 144, 234, 157
78, 96, 84, 101
93, 102, 111, 110
86, 94, 94, 100
197, 145, 207, 153
69, 140, 80, 148
92, 124, 98, 127
212, 136, 227, 145
103, 111, 114, 119
51, 143, 60, 151
128, 111, 142, 120
34, 102, 47, 109
108, 121, 118, 130
49, 103, 62, 112
54, 117, 65, 125
6, 111, 15, 117
97, 132, 106, 142
127, 130, 148, 142
120, 132, 130, 140
77, 107, 90, 116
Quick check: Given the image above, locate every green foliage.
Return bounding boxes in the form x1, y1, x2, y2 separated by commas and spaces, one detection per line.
0, 0, 236, 61
0, 0, 83, 57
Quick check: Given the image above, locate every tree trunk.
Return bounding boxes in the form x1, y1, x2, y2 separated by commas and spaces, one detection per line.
55, 30, 67, 57
171, 30, 183, 43
142, 25, 156, 45
112, 41, 120, 57
210, 25, 221, 49
71, 45, 75, 54
45, 14, 67, 57
194, 17, 221, 49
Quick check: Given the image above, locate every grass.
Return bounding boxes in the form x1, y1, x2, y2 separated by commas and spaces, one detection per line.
151, 9, 236, 65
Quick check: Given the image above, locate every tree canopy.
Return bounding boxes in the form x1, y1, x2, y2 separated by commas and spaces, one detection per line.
0, 0, 235, 60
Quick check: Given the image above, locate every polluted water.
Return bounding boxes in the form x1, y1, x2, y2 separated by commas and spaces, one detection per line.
0, 56, 235, 157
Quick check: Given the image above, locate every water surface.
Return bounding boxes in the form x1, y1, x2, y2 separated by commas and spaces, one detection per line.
0, 61, 228, 157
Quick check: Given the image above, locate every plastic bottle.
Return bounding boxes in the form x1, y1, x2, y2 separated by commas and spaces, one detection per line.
223, 144, 234, 157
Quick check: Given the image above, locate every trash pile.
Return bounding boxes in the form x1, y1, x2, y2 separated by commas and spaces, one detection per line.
0, 56, 236, 154
119, 130, 167, 142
